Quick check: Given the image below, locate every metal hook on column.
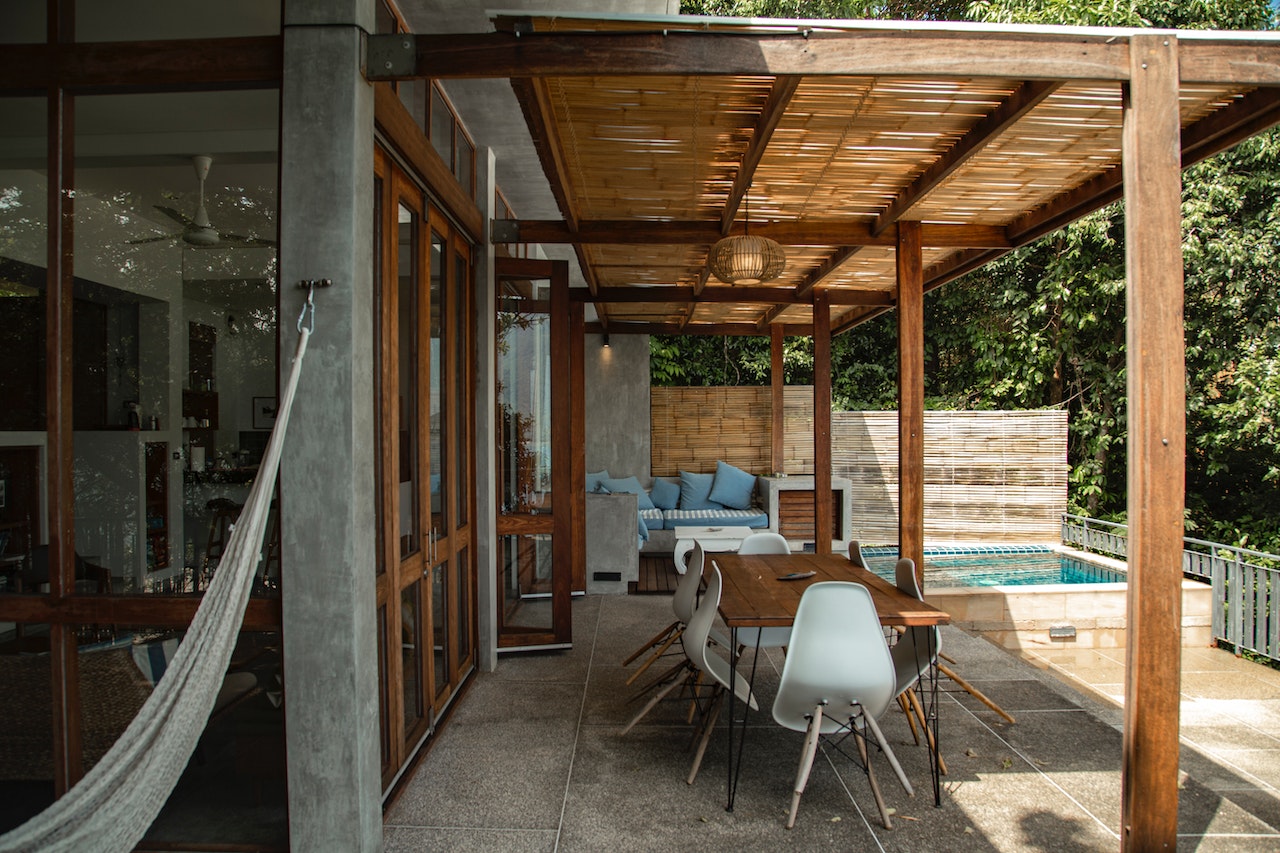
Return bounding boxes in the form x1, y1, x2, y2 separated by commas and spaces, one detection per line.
295, 279, 333, 333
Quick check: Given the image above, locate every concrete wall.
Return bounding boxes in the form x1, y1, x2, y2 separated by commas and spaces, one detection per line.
584, 332, 650, 479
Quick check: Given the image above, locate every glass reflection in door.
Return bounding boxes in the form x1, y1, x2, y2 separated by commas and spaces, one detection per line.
496, 281, 554, 636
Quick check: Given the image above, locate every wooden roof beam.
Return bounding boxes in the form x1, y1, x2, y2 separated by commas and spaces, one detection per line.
367, 31, 1132, 82
832, 306, 891, 336
756, 245, 863, 330
871, 79, 1062, 237
586, 321, 815, 336
721, 75, 803, 235
574, 286, 893, 306
497, 219, 1010, 248
510, 78, 581, 233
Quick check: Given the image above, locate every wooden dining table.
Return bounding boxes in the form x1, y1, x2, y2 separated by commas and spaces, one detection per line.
708, 551, 952, 811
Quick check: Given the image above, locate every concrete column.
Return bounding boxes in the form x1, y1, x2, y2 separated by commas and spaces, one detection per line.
279, 3, 381, 851
474, 146, 498, 672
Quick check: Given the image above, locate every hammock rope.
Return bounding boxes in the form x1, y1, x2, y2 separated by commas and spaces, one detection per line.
0, 323, 312, 853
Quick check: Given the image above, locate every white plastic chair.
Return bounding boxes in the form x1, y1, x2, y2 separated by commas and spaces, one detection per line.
622, 564, 758, 787
847, 539, 868, 568
623, 543, 729, 687
733, 532, 793, 649
684, 564, 759, 784
890, 558, 944, 771
772, 581, 914, 830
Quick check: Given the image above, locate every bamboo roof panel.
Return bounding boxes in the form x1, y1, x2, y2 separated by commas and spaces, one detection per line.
584, 244, 708, 287
753, 77, 1021, 221
544, 74, 774, 221
488, 13, 1280, 335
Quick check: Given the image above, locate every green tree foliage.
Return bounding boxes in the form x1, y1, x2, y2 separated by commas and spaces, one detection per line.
660, 0, 1280, 549
682, 1, 969, 19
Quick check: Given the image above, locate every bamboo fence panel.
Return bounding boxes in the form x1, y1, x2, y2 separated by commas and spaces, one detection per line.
650, 387, 773, 476
833, 409, 1068, 544
652, 387, 1067, 543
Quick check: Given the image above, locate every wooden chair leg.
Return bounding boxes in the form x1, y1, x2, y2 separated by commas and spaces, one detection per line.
625, 629, 683, 686
622, 664, 690, 735
898, 693, 921, 744
629, 657, 689, 702
906, 686, 947, 775
786, 706, 824, 829
686, 671, 705, 724
622, 620, 679, 666
855, 727, 892, 830
864, 711, 913, 798
687, 686, 724, 785
938, 662, 1017, 724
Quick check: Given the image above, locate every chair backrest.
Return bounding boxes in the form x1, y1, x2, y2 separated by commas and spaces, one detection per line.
847, 539, 868, 568
737, 532, 790, 555
672, 542, 706, 623
894, 557, 922, 601
889, 557, 941, 695
773, 581, 896, 730
683, 562, 723, 674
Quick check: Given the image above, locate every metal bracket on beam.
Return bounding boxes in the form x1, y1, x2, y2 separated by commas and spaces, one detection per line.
365, 34, 416, 80
491, 219, 522, 244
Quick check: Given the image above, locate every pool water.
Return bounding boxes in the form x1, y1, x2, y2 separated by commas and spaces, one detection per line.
863, 548, 1126, 588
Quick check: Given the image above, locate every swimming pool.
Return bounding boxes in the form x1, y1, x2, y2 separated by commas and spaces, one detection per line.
854, 545, 1211, 650
861, 546, 1126, 588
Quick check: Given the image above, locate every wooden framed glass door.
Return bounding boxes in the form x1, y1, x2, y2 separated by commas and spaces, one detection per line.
373, 146, 476, 789
494, 257, 582, 650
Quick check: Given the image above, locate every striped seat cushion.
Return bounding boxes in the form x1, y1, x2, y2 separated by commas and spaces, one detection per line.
661, 508, 769, 530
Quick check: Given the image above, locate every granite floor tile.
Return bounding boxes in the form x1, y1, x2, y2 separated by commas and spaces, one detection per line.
384, 592, 1280, 852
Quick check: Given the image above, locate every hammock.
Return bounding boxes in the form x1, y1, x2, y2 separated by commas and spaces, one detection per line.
0, 324, 311, 853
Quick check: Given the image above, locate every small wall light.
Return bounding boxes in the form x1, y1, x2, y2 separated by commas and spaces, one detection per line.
602, 334, 611, 348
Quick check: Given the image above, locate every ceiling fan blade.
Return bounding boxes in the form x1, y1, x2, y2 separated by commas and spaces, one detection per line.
155, 205, 195, 228
219, 233, 279, 248
126, 233, 179, 245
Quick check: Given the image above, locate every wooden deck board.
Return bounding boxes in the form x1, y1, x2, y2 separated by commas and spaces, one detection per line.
630, 555, 678, 595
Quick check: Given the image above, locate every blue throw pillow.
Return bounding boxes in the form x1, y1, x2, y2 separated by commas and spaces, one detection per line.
601, 476, 655, 510
678, 470, 724, 511
586, 469, 611, 493
649, 477, 680, 511
707, 460, 757, 510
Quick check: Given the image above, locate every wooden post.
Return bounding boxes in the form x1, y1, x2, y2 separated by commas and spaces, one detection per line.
813, 291, 832, 554
1121, 34, 1185, 851
549, 260, 574, 641
770, 324, 785, 476
47, 85, 83, 793
570, 299, 586, 593
897, 221, 925, 584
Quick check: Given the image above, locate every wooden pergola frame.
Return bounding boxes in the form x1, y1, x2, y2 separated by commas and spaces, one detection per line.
367, 14, 1280, 849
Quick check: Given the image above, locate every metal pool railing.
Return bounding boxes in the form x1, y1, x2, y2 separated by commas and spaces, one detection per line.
1061, 514, 1280, 665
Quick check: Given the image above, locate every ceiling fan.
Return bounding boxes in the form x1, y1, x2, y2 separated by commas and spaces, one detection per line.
128, 154, 277, 249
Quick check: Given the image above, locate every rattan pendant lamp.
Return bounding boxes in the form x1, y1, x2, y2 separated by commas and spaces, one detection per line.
707, 189, 785, 285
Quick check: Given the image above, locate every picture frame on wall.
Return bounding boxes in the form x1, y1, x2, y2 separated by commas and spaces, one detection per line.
252, 397, 277, 430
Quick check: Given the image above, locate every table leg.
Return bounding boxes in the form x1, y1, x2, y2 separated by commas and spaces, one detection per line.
725, 631, 762, 812
927, 631, 942, 806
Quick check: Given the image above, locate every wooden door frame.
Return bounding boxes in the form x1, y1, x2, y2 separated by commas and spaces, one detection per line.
493, 256, 581, 648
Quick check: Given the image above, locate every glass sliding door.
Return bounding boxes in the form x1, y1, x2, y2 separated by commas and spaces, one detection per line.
494, 258, 580, 650
373, 146, 476, 791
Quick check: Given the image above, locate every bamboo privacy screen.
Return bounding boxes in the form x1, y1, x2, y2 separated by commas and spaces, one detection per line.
649, 387, 774, 476
651, 387, 1067, 543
